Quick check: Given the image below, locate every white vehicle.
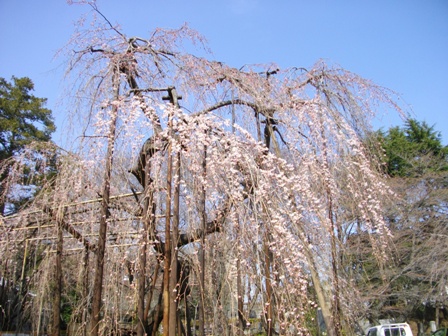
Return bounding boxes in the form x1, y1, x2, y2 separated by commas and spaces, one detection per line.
365, 323, 413, 336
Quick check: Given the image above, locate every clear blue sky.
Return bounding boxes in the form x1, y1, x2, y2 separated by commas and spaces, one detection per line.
1, 0, 447, 145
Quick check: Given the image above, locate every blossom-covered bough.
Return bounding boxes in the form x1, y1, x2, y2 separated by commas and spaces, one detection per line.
0, 2, 404, 336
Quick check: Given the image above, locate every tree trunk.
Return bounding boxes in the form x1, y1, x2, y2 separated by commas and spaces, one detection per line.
198, 143, 207, 336
162, 86, 181, 336
137, 215, 148, 336
306, 246, 336, 336
169, 152, 181, 335
263, 238, 274, 336
185, 296, 193, 336
163, 128, 173, 336
237, 257, 245, 336
262, 124, 275, 336
145, 262, 160, 325
90, 69, 120, 336
51, 213, 63, 336
329, 202, 342, 336
321, 117, 342, 336
137, 143, 155, 336
82, 247, 89, 336
0, 168, 10, 216
150, 292, 164, 336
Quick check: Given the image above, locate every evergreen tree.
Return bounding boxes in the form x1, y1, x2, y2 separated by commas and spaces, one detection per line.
0, 76, 55, 160
0, 76, 55, 214
380, 119, 447, 177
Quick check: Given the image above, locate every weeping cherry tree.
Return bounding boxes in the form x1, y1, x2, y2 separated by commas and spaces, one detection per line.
0, 2, 405, 335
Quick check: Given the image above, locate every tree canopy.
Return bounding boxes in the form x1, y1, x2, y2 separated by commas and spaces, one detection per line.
0, 76, 55, 161
0, 76, 56, 216
380, 118, 448, 177
0, 4, 412, 336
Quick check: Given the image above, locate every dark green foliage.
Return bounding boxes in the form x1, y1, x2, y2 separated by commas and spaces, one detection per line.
0, 76, 56, 215
0, 76, 55, 161
379, 119, 448, 177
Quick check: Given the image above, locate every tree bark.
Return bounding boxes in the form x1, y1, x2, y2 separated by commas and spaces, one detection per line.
51, 213, 63, 336
321, 115, 342, 336
162, 90, 179, 336
262, 119, 275, 336
82, 247, 89, 336
169, 152, 181, 335
149, 292, 164, 336
263, 238, 274, 336
328, 194, 342, 336
90, 68, 120, 336
163, 140, 172, 336
161, 86, 181, 336
137, 140, 157, 336
144, 261, 159, 323
136, 207, 148, 335
198, 143, 207, 336
237, 257, 245, 336
185, 293, 193, 336
306, 245, 336, 336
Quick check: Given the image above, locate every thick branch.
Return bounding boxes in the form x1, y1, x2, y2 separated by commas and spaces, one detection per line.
44, 207, 96, 252
178, 199, 231, 247
194, 99, 275, 120
61, 218, 97, 252
194, 99, 257, 116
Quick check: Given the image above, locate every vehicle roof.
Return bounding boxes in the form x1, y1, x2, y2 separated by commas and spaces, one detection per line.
367, 323, 411, 330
